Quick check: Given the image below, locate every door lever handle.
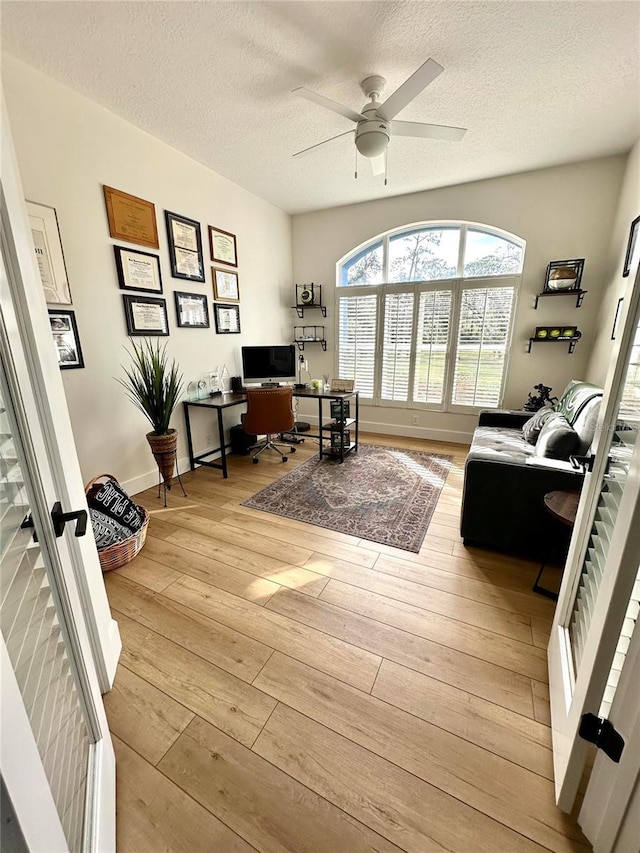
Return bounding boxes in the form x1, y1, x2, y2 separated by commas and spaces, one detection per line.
51, 501, 88, 538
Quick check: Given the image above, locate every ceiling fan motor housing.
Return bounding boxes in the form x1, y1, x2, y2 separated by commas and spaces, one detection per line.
355, 102, 390, 158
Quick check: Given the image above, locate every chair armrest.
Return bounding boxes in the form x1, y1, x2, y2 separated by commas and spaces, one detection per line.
477, 409, 531, 429
525, 457, 575, 473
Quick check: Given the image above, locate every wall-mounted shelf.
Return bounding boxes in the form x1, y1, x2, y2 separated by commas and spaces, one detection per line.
292, 304, 327, 318
527, 337, 580, 354
295, 339, 327, 351
534, 289, 587, 309
294, 325, 325, 351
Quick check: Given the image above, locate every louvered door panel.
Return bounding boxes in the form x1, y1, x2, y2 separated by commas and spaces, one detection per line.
0, 393, 91, 852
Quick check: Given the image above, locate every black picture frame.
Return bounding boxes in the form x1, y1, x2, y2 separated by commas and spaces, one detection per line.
48, 309, 84, 369
113, 245, 163, 293
543, 259, 585, 293
174, 291, 210, 328
623, 216, 640, 278
123, 294, 169, 336
164, 210, 205, 282
611, 297, 624, 341
213, 302, 241, 334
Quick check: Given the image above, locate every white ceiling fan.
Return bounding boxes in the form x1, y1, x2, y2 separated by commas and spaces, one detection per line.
292, 58, 467, 179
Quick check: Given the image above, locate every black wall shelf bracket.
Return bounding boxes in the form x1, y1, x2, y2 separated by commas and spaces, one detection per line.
293, 305, 327, 318
295, 340, 327, 352
527, 337, 579, 354
534, 289, 587, 309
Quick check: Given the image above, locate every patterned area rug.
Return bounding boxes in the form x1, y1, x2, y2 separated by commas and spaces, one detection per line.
242, 444, 453, 553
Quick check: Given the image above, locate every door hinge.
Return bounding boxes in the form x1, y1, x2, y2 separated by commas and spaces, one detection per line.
579, 712, 625, 762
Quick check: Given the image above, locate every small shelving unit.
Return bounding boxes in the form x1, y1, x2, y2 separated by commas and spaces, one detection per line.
527, 336, 580, 354
534, 289, 587, 309
293, 283, 326, 317
294, 325, 326, 351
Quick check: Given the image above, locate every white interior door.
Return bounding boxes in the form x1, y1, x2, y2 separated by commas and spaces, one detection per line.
1, 96, 116, 850
548, 263, 640, 811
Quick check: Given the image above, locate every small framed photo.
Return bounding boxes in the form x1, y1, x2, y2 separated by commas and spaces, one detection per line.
330, 378, 355, 392
48, 310, 84, 369
174, 291, 210, 328
103, 185, 159, 249
123, 294, 169, 336
543, 259, 584, 293
165, 211, 205, 282
212, 267, 240, 302
208, 226, 237, 267
213, 303, 241, 334
114, 245, 162, 293
623, 216, 640, 278
26, 201, 72, 305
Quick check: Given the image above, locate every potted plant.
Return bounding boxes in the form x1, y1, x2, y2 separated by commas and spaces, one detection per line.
119, 339, 184, 487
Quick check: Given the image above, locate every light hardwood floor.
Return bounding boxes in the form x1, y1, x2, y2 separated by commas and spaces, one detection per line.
103, 433, 589, 853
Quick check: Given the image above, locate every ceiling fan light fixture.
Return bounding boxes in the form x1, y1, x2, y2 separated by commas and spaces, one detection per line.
354, 124, 390, 158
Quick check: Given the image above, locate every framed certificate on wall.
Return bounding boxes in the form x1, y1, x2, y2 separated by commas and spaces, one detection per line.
103, 185, 159, 249
208, 226, 237, 267
165, 210, 205, 282
123, 294, 169, 336
114, 245, 163, 293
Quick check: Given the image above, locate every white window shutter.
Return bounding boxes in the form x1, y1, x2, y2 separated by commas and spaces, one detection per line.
338, 295, 378, 398
412, 290, 452, 405
452, 286, 514, 407
381, 292, 415, 402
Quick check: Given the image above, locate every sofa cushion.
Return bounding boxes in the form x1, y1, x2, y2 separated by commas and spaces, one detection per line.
534, 413, 580, 460
468, 425, 535, 465
522, 408, 555, 444
572, 395, 602, 454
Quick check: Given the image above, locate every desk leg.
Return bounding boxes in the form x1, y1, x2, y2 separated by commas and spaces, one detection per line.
354, 393, 359, 452
184, 404, 195, 471
533, 564, 559, 601
317, 397, 323, 460
218, 407, 228, 478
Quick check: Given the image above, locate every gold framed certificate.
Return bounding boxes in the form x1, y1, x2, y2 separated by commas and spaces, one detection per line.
212, 268, 240, 302
103, 185, 159, 249
208, 225, 237, 267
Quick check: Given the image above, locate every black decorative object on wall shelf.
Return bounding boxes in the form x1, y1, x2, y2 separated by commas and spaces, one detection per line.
543, 258, 585, 293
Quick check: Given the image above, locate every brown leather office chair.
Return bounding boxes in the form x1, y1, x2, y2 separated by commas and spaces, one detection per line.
243, 387, 296, 464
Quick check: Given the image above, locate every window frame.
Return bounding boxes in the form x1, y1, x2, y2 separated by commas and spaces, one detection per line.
336, 222, 523, 413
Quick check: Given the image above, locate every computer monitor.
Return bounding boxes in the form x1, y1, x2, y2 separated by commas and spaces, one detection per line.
241, 344, 296, 385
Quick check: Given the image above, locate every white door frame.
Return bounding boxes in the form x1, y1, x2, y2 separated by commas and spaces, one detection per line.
548, 263, 640, 811
579, 605, 640, 852
1, 93, 120, 690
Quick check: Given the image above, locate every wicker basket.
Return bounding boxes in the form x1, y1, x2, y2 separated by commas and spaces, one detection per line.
84, 474, 149, 572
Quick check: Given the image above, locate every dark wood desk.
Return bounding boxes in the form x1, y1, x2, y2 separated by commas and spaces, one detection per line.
182, 388, 359, 478
533, 489, 580, 600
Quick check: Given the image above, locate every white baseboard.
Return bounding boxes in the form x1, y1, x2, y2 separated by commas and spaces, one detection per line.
299, 414, 471, 445
122, 453, 195, 497
358, 420, 472, 445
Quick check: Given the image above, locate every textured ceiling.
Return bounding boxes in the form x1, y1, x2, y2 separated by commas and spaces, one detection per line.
2, 1, 639, 214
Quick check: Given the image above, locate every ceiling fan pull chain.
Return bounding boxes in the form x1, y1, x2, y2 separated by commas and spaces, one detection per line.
384, 147, 388, 186
354, 146, 358, 180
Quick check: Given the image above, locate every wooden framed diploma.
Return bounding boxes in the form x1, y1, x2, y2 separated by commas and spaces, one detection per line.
208, 225, 237, 267
103, 185, 159, 249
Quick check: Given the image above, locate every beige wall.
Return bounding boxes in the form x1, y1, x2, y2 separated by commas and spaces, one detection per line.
292, 157, 625, 443
3, 56, 292, 492
585, 140, 640, 387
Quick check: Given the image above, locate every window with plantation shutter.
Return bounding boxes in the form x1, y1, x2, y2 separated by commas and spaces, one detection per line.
336, 223, 522, 409
381, 292, 414, 401
338, 294, 378, 398
452, 286, 514, 407
413, 290, 452, 405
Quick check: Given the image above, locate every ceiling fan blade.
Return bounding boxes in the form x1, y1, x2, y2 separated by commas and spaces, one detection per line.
292, 87, 366, 123
377, 58, 444, 121
392, 120, 467, 141
370, 153, 386, 176
292, 129, 354, 159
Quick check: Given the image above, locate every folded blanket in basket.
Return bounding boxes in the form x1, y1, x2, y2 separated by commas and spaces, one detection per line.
87, 477, 145, 548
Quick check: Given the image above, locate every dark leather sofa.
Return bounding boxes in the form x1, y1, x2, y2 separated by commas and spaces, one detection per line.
460, 382, 603, 562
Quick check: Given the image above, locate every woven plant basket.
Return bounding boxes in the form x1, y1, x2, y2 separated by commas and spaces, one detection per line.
146, 429, 178, 486
84, 474, 149, 573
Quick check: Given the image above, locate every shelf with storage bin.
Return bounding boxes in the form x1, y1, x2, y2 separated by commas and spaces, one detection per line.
534, 289, 588, 309
294, 325, 326, 351
527, 336, 581, 354
322, 418, 356, 431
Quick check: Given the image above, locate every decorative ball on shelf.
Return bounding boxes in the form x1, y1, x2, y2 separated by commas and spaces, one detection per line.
300, 287, 314, 305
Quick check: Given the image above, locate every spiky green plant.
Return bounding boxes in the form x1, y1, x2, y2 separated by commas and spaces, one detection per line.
118, 339, 184, 435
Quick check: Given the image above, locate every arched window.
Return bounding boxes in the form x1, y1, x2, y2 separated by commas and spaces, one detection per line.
336, 223, 524, 409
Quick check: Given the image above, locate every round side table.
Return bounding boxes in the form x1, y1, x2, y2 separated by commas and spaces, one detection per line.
532, 490, 580, 600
